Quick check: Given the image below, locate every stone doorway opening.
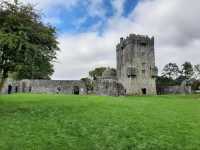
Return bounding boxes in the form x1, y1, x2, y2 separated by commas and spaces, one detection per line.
142, 88, 147, 95
8, 85, 12, 94
73, 86, 80, 95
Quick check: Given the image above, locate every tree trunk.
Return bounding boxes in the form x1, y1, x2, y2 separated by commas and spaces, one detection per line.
0, 78, 5, 92
0, 70, 8, 93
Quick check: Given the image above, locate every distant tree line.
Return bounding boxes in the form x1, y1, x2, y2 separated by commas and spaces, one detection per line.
83, 63, 200, 92
157, 62, 200, 90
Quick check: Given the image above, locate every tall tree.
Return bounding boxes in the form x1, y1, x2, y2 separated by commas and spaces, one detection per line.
194, 64, 200, 80
89, 67, 117, 80
0, 0, 59, 89
89, 67, 107, 80
81, 77, 94, 93
181, 62, 194, 80
161, 63, 180, 79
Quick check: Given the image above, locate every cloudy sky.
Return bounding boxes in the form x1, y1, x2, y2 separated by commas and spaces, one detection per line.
20, 0, 200, 80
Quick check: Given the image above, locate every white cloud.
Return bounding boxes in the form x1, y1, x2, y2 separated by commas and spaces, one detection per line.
8, 0, 199, 79
111, 0, 126, 17
86, 0, 106, 18
22, 0, 107, 19
53, 0, 200, 79
127, 0, 200, 71
19, 0, 108, 27
21, 0, 80, 10
53, 32, 118, 80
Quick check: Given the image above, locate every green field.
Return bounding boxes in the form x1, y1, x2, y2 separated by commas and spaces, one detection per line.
0, 94, 200, 150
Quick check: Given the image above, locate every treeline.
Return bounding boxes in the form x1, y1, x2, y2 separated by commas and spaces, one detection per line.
157, 62, 200, 90
82, 63, 200, 92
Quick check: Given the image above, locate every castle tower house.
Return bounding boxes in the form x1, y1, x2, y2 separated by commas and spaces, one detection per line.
116, 34, 157, 95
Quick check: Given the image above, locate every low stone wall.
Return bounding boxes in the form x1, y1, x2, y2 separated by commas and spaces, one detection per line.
0, 79, 19, 94
157, 85, 192, 95
1, 79, 87, 95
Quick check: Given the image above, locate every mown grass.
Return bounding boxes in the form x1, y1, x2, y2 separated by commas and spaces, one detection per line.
0, 94, 200, 150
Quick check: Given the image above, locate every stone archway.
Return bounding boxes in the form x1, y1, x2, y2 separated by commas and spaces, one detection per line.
73, 86, 80, 95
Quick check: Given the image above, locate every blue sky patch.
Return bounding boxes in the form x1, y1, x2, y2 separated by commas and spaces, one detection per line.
43, 0, 140, 35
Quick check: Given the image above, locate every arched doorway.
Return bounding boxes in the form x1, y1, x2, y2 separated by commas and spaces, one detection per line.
8, 84, 12, 94
141, 88, 147, 95
73, 86, 79, 95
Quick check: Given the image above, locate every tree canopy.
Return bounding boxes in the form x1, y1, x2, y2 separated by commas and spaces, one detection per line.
161, 63, 180, 79
158, 62, 198, 86
89, 67, 107, 80
181, 62, 194, 80
194, 64, 200, 80
0, 0, 59, 87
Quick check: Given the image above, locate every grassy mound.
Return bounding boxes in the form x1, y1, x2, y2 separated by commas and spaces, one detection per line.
0, 94, 200, 150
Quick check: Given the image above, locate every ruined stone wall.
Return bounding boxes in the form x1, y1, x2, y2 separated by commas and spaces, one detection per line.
94, 78, 125, 96
116, 34, 157, 95
1, 79, 87, 95
157, 85, 192, 95
30, 80, 87, 94
0, 79, 21, 94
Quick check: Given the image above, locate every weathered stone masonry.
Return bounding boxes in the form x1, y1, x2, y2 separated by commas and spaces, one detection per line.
1, 33, 160, 96
116, 34, 158, 95
1, 79, 87, 95
94, 68, 126, 96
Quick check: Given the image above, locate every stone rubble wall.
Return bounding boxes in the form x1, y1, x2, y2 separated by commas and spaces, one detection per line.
1, 79, 87, 95
94, 79, 126, 96
157, 85, 192, 95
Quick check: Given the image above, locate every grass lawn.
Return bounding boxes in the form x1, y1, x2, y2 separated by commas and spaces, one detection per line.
0, 94, 200, 150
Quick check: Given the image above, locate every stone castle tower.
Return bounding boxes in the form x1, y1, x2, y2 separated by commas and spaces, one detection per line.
116, 34, 158, 95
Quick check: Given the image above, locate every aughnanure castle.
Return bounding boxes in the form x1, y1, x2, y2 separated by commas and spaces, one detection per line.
1, 34, 191, 96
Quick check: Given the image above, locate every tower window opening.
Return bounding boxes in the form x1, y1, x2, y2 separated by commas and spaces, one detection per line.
140, 42, 147, 46
127, 67, 137, 78
127, 75, 136, 78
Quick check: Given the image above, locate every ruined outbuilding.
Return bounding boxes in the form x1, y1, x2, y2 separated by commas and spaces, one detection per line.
94, 68, 125, 96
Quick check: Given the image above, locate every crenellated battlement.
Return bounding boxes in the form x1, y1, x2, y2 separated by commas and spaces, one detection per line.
117, 34, 154, 50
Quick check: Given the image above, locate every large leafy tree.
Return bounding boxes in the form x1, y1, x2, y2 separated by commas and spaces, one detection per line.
194, 64, 200, 80
81, 77, 94, 93
89, 67, 116, 80
181, 62, 194, 80
89, 67, 107, 80
156, 76, 177, 86
0, 0, 59, 89
161, 63, 180, 79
